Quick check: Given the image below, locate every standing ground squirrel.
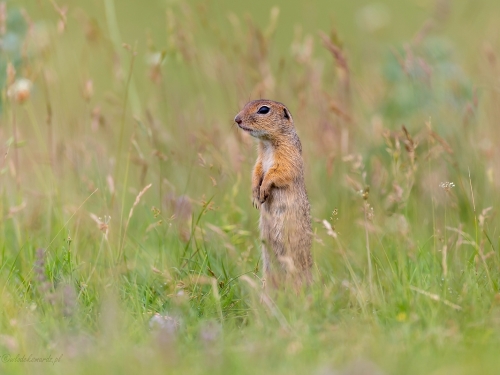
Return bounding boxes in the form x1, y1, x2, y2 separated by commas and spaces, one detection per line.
234, 99, 313, 287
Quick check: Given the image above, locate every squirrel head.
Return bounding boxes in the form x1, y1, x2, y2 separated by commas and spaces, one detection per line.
234, 99, 294, 140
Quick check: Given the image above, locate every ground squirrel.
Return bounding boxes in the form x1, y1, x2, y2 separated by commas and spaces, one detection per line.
234, 99, 313, 287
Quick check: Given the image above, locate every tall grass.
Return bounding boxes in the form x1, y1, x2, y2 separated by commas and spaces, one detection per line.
1, 1, 500, 374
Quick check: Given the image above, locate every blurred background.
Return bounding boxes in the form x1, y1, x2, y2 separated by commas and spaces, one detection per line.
2, 0, 500, 374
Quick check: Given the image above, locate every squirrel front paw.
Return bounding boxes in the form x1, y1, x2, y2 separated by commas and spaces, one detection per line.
259, 183, 271, 204
252, 186, 261, 209
252, 197, 261, 210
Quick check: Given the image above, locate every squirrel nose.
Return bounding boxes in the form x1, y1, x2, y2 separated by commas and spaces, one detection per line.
234, 114, 242, 125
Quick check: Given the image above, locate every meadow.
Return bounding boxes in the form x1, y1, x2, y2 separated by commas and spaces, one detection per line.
1, 0, 500, 374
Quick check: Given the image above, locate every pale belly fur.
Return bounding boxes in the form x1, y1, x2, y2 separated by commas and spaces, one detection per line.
259, 185, 312, 275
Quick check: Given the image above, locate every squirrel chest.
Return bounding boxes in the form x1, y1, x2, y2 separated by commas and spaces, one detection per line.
261, 141, 274, 175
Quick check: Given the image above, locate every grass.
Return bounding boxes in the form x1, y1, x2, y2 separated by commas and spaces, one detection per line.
1, 0, 500, 374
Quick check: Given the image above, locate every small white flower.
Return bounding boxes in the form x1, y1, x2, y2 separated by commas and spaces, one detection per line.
439, 182, 455, 192
7, 78, 33, 103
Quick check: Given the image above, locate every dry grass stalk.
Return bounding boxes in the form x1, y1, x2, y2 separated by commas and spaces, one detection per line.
125, 183, 152, 230
441, 245, 448, 277
363, 200, 374, 298
47, 188, 99, 249
318, 31, 350, 93
426, 119, 454, 155
118, 183, 152, 258
410, 286, 462, 311
240, 275, 291, 333
402, 125, 417, 168
328, 98, 352, 123
319, 31, 352, 154
90, 214, 111, 240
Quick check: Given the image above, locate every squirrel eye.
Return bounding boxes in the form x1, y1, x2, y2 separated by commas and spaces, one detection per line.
257, 106, 270, 114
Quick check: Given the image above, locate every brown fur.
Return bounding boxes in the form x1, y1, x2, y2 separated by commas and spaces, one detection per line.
234, 99, 313, 287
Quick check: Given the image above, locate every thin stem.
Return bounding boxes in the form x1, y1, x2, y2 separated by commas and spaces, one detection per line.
364, 201, 374, 298
442, 199, 447, 278
112, 50, 136, 208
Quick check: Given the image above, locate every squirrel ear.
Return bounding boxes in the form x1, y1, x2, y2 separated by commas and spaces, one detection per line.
283, 108, 291, 120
